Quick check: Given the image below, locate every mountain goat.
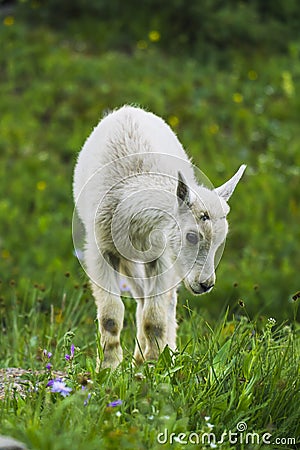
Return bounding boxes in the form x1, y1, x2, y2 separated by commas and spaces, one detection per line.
73, 105, 246, 368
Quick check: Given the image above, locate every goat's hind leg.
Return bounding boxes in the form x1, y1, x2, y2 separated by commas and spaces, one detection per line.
134, 298, 146, 364
119, 260, 146, 364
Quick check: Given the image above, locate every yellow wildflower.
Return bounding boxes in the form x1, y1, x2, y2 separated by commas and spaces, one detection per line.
4, 16, 14, 26
37, 181, 47, 191
248, 70, 258, 81
148, 30, 161, 42
168, 115, 179, 128
233, 92, 243, 103
208, 123, 219, 135
1, 249, 10, 259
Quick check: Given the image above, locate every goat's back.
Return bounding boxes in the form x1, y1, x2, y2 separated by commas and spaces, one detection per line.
73, 106, 195, 226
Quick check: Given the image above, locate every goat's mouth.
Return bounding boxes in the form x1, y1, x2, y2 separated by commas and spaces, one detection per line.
185, 280, 215, 295
190, 287, 204, 295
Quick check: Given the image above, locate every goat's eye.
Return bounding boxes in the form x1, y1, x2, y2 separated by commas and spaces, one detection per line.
201, 213, 210, 221
186, 232, 199, 244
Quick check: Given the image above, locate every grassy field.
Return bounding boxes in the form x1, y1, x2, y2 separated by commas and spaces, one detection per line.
0, 9, 299, 450
0, 281, 299, 449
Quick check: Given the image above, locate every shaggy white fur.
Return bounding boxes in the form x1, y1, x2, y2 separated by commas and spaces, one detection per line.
73, 105, 246, 368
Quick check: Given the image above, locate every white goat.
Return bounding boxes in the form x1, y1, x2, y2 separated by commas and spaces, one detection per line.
73, 106, 246, 368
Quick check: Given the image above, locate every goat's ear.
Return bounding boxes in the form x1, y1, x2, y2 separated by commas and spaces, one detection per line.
177, 171, 190, 206
215, 164, 246, 201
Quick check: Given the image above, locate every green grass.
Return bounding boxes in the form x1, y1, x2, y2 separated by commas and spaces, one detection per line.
0, 283, 299, 449
0, 13, 300, 449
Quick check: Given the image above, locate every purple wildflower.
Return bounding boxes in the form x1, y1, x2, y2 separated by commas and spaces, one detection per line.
46, 378, 62, 388
84, 393, 92, 406
107, 399, 122, 407
43, 349, 52, 359
47, 379, 72, 397
65, 343, 75, 361
43, 349, 53, 370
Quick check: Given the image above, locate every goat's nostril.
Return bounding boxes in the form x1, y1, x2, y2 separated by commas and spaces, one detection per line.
200, 282, 214, 292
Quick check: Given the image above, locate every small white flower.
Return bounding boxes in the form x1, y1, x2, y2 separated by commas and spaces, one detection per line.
210, 444, 217, 449
204, 416, 211, 421
115, 411, 122, 417
148, 415, 154, 420
207, 422, 214, 430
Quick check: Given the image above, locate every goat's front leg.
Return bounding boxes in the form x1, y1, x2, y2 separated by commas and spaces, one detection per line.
141, 295, 171, 361
92, 284, 124, 369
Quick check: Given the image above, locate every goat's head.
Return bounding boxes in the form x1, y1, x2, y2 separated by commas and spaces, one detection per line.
174, 165, 246, 295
